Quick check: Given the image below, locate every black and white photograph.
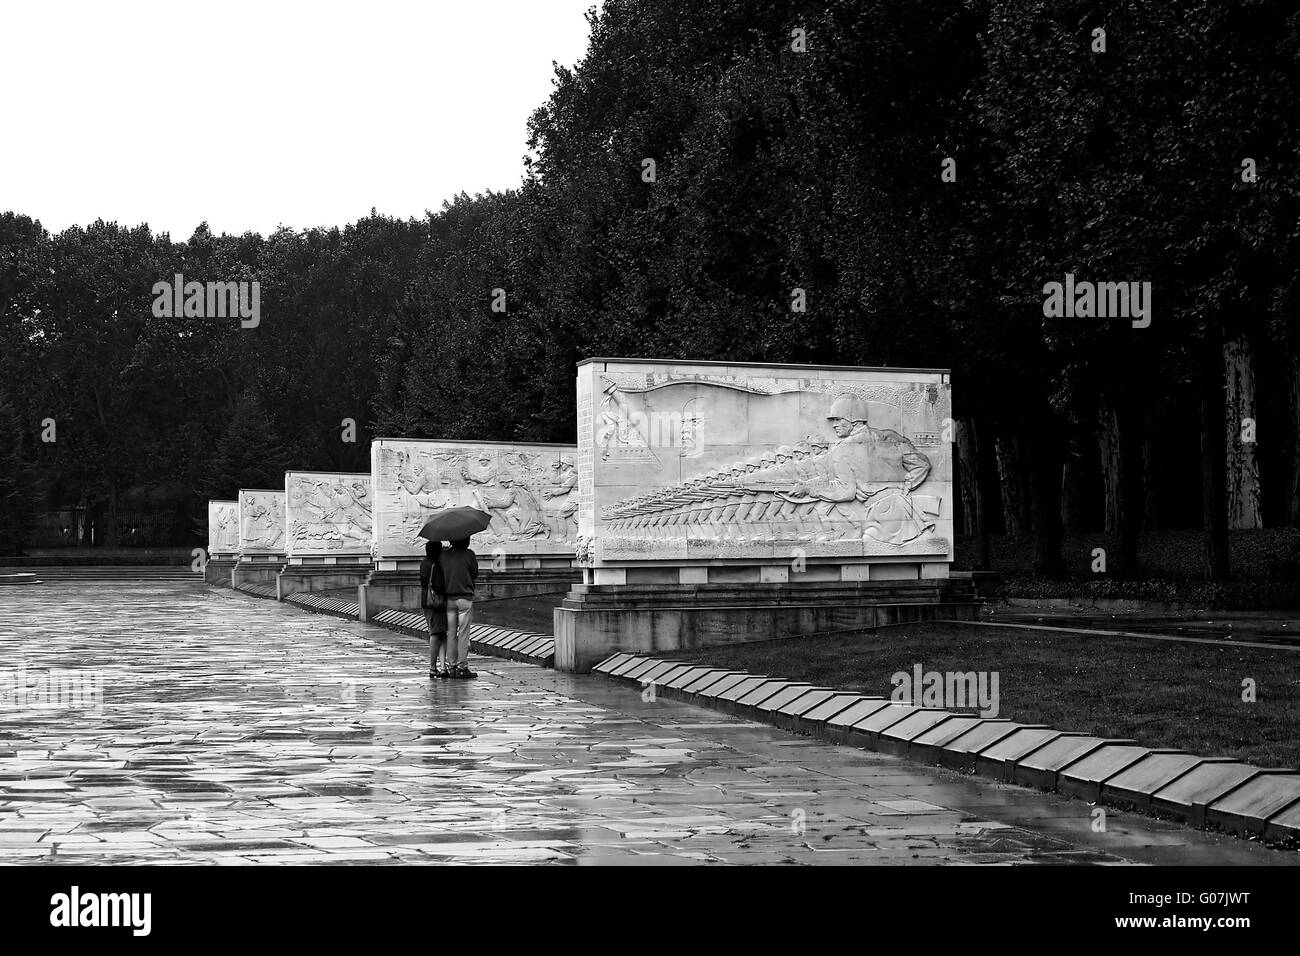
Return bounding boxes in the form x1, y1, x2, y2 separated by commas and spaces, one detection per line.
1, 0, 1296, 933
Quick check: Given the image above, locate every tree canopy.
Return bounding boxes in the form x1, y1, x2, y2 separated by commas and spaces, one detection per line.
2, 0, 1298, 578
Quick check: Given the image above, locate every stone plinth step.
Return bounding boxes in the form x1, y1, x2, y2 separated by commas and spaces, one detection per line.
469, 624, 556, 666
346, 605, 556, 668
976, 729, 1075, 781
937, 721, 1034, 772
1151, 762, 1263, 826
1058, 745, 1167, 802
906, 715, 987, 762
876, 710, 963, 756
3, 565, 195, 582
1100, 753, 1210, 810
1011, 736, 1137, 791
842, 703, 927, 749
234, 583, 279, 600
789, 694, 870, 735
1205, 772, 1300, 837
285, 592, 362, 621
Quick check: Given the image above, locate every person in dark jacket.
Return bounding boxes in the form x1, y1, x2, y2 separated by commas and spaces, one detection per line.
419, 540, 450, 678
439, 537, 478, 678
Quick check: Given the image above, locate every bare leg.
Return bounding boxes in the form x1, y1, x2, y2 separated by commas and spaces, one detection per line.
427, 609, 444, 674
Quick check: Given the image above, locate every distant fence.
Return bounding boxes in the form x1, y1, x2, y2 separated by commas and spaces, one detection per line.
29, 508, 193, 548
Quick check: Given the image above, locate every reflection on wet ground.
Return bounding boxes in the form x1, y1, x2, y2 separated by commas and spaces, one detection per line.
0, 584, 1291, 865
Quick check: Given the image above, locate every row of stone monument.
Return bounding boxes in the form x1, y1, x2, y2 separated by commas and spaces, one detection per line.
205, 358, 976, 671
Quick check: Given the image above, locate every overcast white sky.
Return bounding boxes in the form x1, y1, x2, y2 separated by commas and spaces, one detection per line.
0, 0, 597, 239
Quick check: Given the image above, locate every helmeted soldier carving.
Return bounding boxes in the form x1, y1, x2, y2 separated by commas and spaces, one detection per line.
598, 393, 937, 546
787, 394, 934, 544
462, 453, 548, 540
543, 456, 579, 540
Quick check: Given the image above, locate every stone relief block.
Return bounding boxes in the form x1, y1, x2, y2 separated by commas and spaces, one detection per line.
576, 359, 954, 566
285, 472, 373, 557
371, 439, 579, 560
208, 500, 240, 556
238, 489, 286, 555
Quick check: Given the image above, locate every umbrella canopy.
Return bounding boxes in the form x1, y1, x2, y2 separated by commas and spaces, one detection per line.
417, 507, 492, 542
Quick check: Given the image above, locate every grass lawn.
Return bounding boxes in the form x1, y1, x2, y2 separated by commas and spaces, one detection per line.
474, 592, 568, 634
674, 622, 1300, 769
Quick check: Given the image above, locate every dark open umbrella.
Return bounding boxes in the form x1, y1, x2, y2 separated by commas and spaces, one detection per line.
417, 507, 491, 541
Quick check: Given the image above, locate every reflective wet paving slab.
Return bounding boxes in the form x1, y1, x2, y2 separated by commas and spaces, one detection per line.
0, 583, 1291, 865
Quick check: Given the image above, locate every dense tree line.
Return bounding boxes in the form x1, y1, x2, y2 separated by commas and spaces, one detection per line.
2, 0, 1298, 581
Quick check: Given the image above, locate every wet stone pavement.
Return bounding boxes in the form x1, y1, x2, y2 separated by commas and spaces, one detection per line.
0, 583, 1292, 865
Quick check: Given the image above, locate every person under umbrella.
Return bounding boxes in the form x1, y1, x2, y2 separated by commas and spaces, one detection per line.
418, 508, 490, 679
419, 540, 450, 678
440, 537, 479, 678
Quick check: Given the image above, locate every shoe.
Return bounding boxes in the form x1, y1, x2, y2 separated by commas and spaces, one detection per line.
457, 665, 477, 679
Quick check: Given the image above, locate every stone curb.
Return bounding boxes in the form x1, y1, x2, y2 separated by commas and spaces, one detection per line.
227, 583, 557, 667
592, 652, 1300, 844
232, 582, 278, 600
284, 592, 362, 620
348, 605, 555, 668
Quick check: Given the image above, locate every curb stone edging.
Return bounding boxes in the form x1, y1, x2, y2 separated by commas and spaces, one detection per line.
252, 585, 556, 668
285, 592, 362, 619
233, 582, 278, 600
592, 653, 1300, 847
361, 607, 556, 668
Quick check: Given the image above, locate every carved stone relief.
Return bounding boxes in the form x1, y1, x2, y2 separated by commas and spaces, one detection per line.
208, 500, 240, 555
371, 440, 579, 559
238, 489, 286, 554
285, 473, 373, 557
578, 361, 953, 564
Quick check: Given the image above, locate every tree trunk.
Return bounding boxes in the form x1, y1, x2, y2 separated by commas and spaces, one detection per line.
1224, 336, 1261, 529
956, 420, 979, 537
1142, 405, 1160, 531
1029, 415, 1066, 578
80, 500, 96, 548
1285, 351, 1300, 528
995, 431, 1031, 538
1060, 424, 1084, 534
956, 419, 990, 570
1098, 401, 1141, 577
1120, 406, 1143, 576
1200, 342, 1231, 580
103, 485, 120, 548
1097, 405, 1123, 539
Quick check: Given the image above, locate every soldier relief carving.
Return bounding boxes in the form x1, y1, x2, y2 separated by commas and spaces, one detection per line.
379, 444, 579, 550
239, 492, 285, 552
600, 393, 943, 546
287, 476, 372, 553
209, 503, 239, 554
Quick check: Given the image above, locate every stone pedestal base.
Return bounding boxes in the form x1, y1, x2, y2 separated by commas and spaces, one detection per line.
278, 562, 372, 600
553, 580, 980, 673
232, 556, 286, 591
357, 565, 581, 621
950, 569, 1001, 600
204, 557, 238, 588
